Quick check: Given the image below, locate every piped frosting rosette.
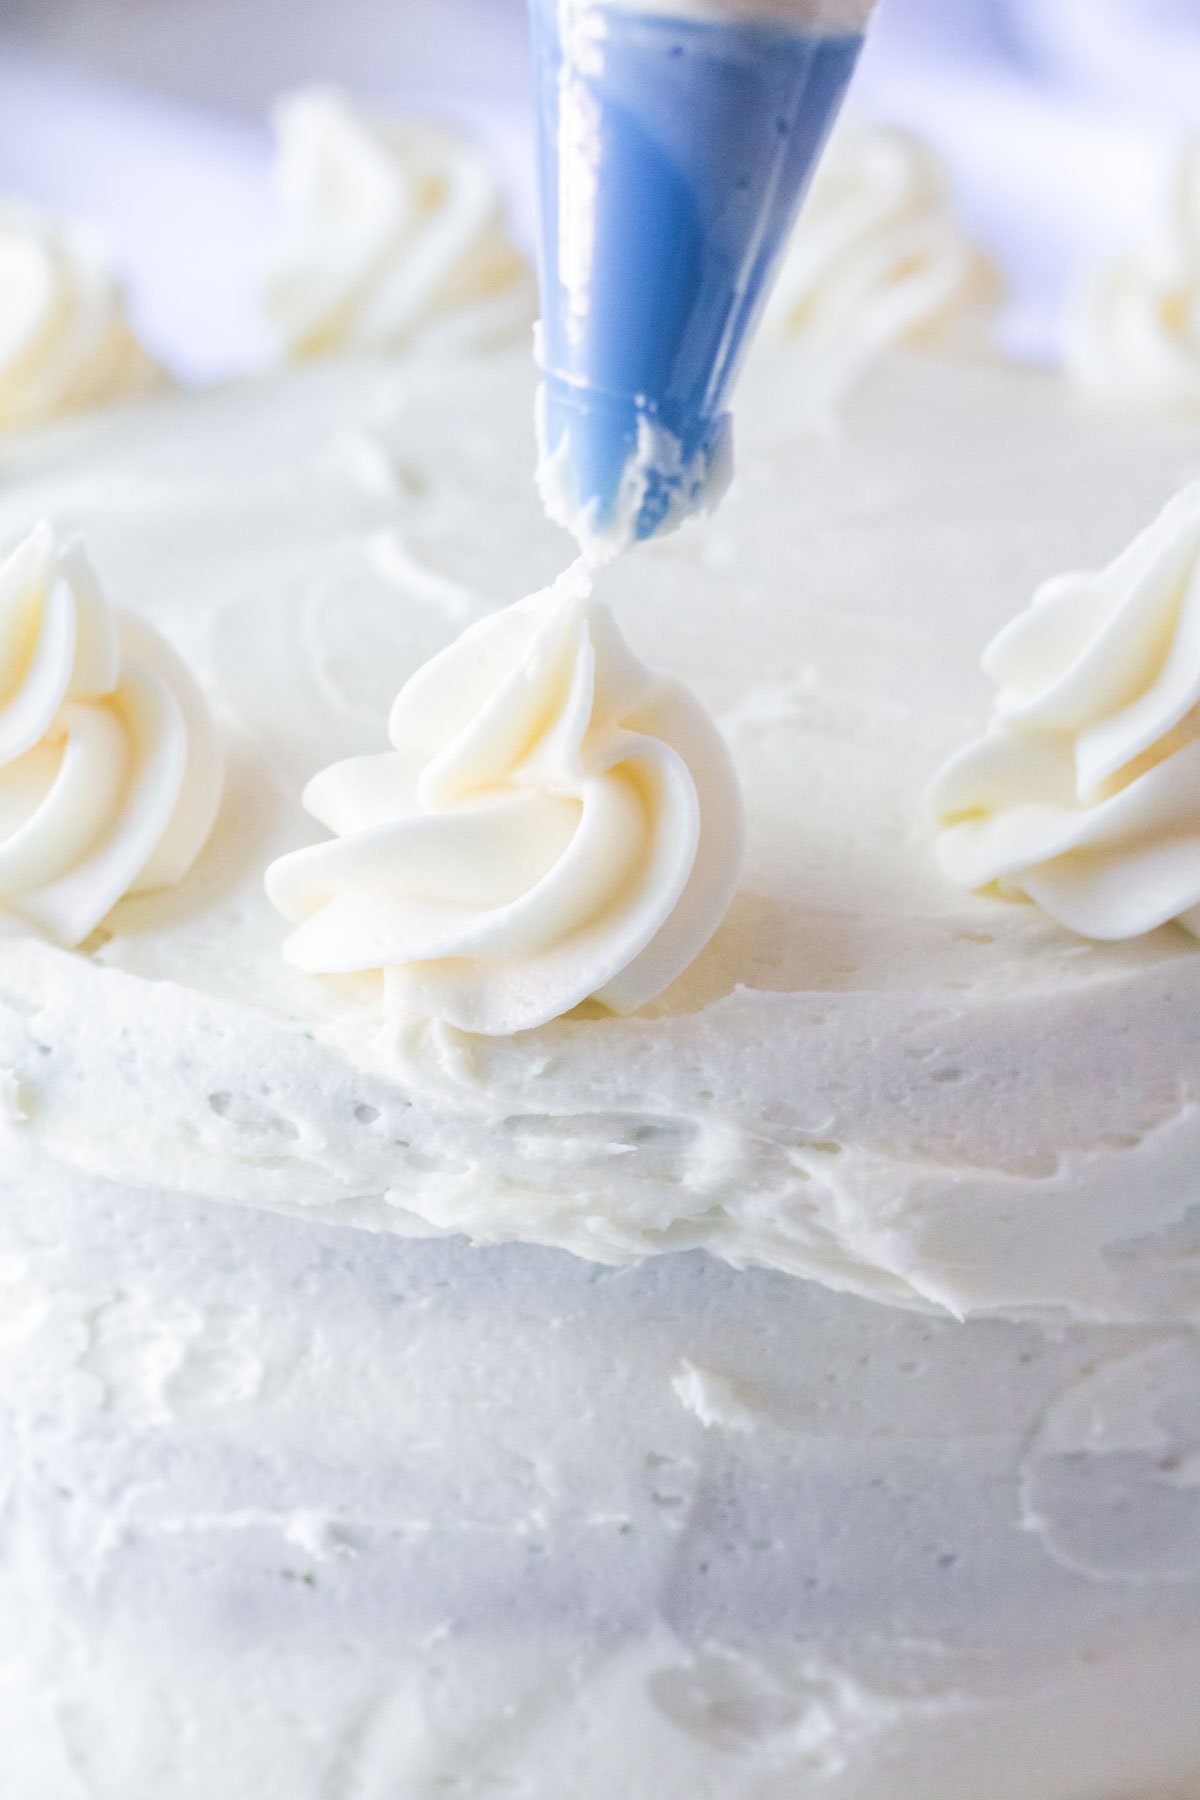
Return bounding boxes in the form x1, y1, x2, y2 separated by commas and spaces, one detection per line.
764, 121, 1000, 363
0, 524, 223, 947
264, 87, 536, 361
930, 482, 1200, 940
0, 199, 160, 433
1067, 140, 1200, 411
266, 565, 744, 1034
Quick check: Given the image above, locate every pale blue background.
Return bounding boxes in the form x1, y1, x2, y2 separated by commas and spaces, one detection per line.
0, 0, 1195, 375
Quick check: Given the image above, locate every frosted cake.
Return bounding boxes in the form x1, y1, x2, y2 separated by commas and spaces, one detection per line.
0, 113, 1199, 1800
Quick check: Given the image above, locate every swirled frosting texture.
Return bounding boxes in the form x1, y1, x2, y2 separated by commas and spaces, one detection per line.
764, 122, 1000, 361
930, 481, 1200, 940
263, 88, 536, 360
1067, 140, 1200, 411
266, 564, 743, 1034
0, 524, 223, 947
0, 200, 160, 433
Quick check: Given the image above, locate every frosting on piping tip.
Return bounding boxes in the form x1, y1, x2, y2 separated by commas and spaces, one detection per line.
1067, 139, 1200, 412
265, 562, 744, 1034
929, 480, 1200, 941
263, 87, 537, 361
764, 121, 1001, 364
0, 199, 161, 433
534, 397, 734, 570
0, 524, 223, 948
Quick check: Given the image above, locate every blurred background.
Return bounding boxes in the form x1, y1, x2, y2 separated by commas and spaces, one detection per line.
1, 0, 1197, 377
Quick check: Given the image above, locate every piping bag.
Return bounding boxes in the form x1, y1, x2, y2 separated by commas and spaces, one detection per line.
531, 0, 874, 562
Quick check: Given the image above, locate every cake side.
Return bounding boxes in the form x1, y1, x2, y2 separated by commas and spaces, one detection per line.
2, 1149, 1200, 1800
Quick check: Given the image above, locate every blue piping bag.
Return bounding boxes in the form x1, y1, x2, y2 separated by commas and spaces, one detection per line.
530, 0, 869, 560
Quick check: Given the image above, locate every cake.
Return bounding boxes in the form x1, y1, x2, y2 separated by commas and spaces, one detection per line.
1, 110, 1199, 1800
0, 335, 1197, 1798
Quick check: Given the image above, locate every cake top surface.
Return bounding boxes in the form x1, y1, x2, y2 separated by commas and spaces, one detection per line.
1, 343, 1199, 1322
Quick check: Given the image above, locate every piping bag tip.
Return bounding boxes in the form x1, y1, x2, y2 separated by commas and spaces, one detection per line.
530, 0, 866, 559
535, 373, 734, 566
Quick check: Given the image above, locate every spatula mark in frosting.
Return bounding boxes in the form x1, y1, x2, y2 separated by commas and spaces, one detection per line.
368, 529, 490, 630
1020, 1337, 1200, 1584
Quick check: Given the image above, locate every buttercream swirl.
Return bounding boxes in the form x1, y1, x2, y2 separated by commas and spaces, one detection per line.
265, 564, 744, 1034
1066, 139, 1200, 411
929, 481, 1200, 940
0, 199, 160, 434
764, 122, 1000, 361
264, 87, 536, 361
0, 524, 223, 947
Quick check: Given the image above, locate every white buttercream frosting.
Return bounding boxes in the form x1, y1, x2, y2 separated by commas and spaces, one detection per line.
3, 348, 1200, 1325
266, 562, 743, 1033
1067, 139, 1200, 411
6, 1161, 1200, 1800
764, 121, 1000, 362
263, 87, 536, 360
0, 199, 160, 433
930, 480, 1200, 941
0, 524, 223, 948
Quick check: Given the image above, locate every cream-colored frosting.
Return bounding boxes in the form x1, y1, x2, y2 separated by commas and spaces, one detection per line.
1067, 139, 1200, 411
764, 121, 1001, 364
0, 524, 222, 948
263, 87, 536, 360
0, 349, 1199, 1327
0, 199, 160, 433
930, 480, 1200, 941
266, 561, 743, 1033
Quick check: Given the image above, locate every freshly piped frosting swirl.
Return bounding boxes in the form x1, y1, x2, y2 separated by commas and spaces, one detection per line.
930, 481, 1200, 940
265, 564, 743, 1034
1067, 140, 1200, 411
0, 200, 160, 433
264, 87, 536, 361
0, 524, 223, 947
764, 122, 1000, 361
